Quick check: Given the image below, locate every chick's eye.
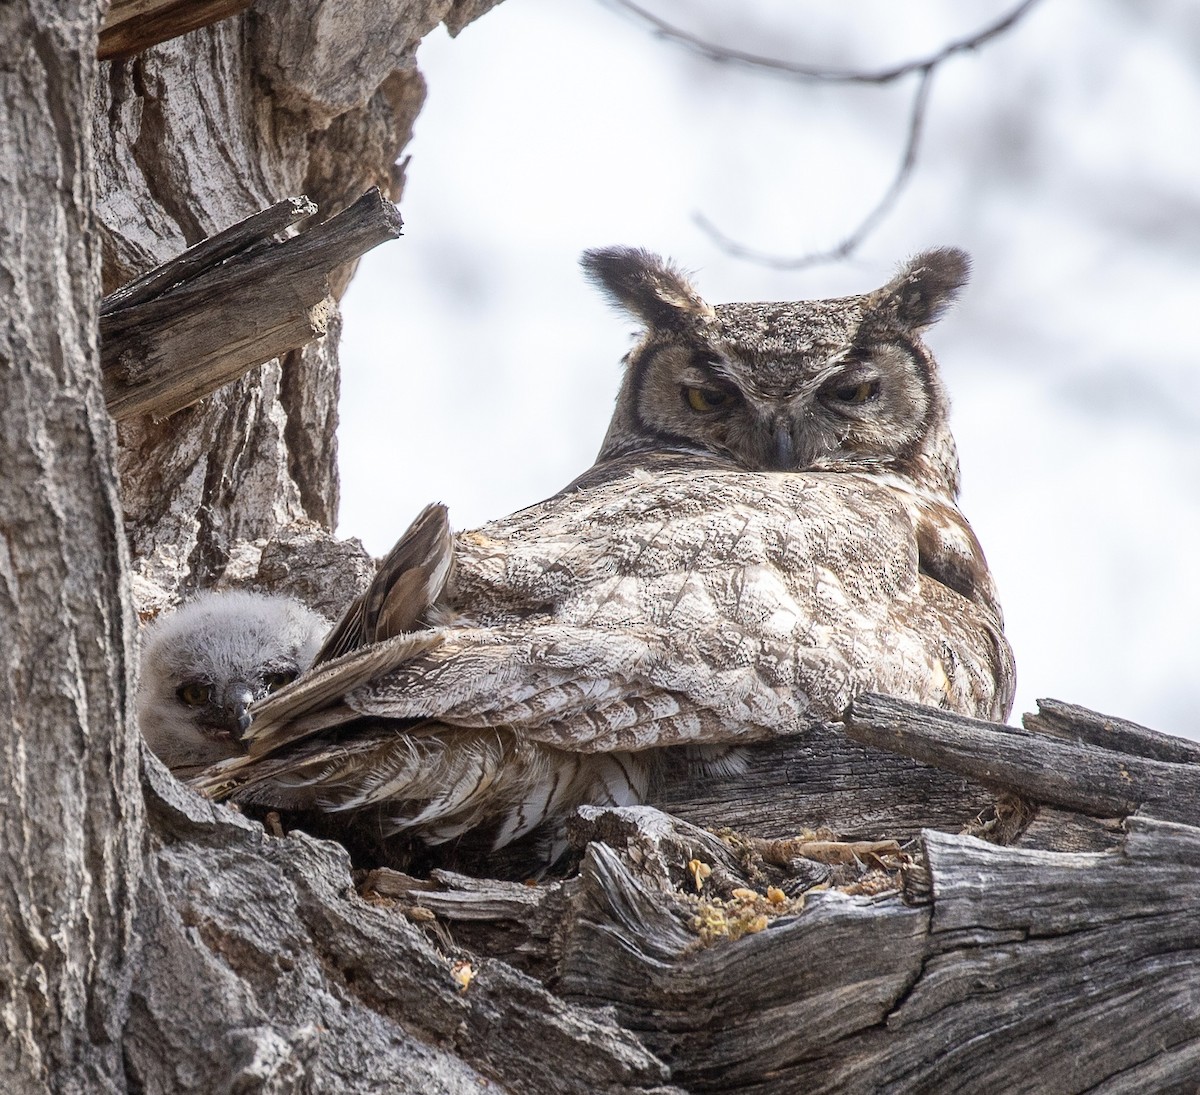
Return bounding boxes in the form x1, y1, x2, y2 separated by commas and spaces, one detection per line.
263, 670, 298, 693
684, 386, 733, 413
832, 380, 879, 405
177, 681, 211, 707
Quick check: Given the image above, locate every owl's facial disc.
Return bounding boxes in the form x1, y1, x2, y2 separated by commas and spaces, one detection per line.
632, 340, 932, 473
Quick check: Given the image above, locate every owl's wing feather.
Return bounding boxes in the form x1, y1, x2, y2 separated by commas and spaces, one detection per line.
244, 631, 443, 751
314, 502, 454, 663
344, 622, 812, 751
197, 464, 1011, 851
202, 723, 631, 848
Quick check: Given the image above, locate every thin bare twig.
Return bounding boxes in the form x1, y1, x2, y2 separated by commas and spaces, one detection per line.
605, 0, 1043, 267
604, 0, 1042, 85
693, 66, 935, 271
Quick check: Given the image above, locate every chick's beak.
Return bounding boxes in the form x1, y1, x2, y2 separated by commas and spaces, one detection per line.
219, 682, 256, 741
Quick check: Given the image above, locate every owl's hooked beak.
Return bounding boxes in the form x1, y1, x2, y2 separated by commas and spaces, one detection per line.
216, 682, 256, 742
771, 424, 795, 471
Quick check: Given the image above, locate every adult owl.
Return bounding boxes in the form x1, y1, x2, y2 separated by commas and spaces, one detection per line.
198, 247, 1014, 855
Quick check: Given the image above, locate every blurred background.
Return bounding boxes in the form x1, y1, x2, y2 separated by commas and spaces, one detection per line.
338, 0, 1200, 737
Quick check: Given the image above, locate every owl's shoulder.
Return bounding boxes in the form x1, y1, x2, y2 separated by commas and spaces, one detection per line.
449, 461, 925, 617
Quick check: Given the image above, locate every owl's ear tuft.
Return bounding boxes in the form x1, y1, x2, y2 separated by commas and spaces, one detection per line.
877, 247, 971, 331
581, 247, 715, 329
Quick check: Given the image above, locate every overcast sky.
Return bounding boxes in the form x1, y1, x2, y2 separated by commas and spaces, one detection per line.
337, 0, 1200, 739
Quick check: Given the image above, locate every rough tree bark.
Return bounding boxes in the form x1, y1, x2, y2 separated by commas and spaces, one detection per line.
1, 2, 142, 1089
4, 1, 1197, 1091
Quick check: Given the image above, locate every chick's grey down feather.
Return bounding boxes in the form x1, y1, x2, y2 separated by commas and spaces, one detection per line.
138, 591, 329, 776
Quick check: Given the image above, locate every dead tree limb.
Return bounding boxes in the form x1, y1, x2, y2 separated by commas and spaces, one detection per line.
846, 692, 1200, 824
358, 797, 1200, 1094
1026, 697, 1200, 764
651, 718, 997, 842
100, 189, 402, 422
99, 196, 317, 318
98, 0, 254, 61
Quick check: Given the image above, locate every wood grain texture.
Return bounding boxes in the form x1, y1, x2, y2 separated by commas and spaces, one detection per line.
101, 189, 402, 421
847, 692, 1200, 823
652, 719, 998, 841
1028, 696, 1200, 764
559, 807, 1200, 1093
99, 195, 317, 317
98, 0, 254, 61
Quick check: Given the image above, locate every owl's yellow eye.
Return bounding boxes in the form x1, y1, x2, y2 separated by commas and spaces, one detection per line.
831, 380, 879, 405
177, 681, 212, 707
264, 669, 298, 693
684, 386, 733, 413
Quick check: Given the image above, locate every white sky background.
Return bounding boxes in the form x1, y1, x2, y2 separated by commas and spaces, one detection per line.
338, 0, 1200, 738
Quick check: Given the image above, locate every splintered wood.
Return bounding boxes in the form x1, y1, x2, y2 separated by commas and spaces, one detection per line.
100, 190, 402, 422
335, 696, 1200, 1091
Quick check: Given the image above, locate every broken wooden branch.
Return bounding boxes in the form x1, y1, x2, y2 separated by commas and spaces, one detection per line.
101, 189, 402, 422
333, 786, 1200, 1093
846, 692, 1200, 824
1026, 696, 1200, 765
100, 196, 317, 318
98, 0, 254, 61
650, 718, 997, 842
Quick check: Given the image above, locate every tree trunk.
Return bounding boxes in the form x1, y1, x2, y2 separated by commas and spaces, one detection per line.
1, 1, 141, 1087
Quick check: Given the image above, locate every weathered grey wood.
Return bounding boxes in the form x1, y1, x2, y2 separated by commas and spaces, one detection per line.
572, 803, 751, 887
1028, 696, 1200, 765
547, 807, 1200, 1093
869, 820, 1200, 1093
131, 756, 1200, 1094
652, 719, 997, 840
100, 195, 317, 317
136, 762, 675, 1094
353, 804, 851, 980
102, 189, 402, 421
1012, 805, 1125, 852
364, 866, 575, 978
98, 0, 254, 60
847, 692, 1200, 824
559, 839, 931, 1089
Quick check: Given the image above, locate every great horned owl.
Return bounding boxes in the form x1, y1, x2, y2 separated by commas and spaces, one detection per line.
198, 248, 1014, 857
138, 591, 329, 775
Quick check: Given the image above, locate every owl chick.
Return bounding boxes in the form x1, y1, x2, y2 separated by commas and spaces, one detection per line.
196, 248, 1014, 859
138, 591, 329, 775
